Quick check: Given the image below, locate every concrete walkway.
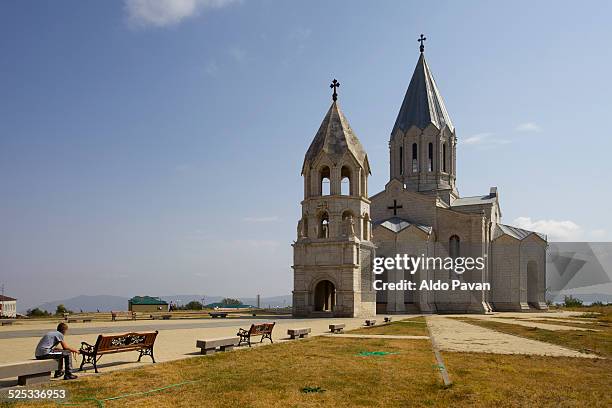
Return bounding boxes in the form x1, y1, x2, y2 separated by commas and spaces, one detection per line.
426, 316, 597, 358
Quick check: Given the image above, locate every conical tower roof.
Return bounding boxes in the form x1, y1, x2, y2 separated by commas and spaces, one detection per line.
302, 101, 370, 174
392, 53, 454, 135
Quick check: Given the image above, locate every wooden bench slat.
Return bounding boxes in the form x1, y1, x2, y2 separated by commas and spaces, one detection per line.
79, 331, 158, 373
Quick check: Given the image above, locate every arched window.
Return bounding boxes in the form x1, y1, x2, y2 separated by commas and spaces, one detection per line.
399, 146, 404, 175
412, 143, 418, 172
318, 212, 329, 239
340, 166, 351, 196
342, 210, 354, 220
449, 235, 460, 258
303, 217, 309, 238
362, 213, 370, 240
428, 143, 433, 172
320, 166, 330, 196
442, 143, 447, 172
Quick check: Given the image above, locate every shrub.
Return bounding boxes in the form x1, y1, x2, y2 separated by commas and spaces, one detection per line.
184, 301, 203, 310
563, 295, 583, 308
27, 308, 51, 317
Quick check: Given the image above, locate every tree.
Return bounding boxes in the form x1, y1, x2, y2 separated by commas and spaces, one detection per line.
221, 298, 242, 306
27, 308, 51, 317
184, 301, 203, 310
55, 304, 72, 315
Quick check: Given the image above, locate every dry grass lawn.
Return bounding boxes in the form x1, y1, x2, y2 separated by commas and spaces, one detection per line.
349, 317, 429, 336
5, 328, 612, 408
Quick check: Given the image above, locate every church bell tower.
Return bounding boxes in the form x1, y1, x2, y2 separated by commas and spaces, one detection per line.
292, 80, 376, 318
389, 35, 458, 204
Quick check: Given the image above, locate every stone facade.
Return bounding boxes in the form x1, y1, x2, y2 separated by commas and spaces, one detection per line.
293, 48, 547, 316
292, 101, 376, 318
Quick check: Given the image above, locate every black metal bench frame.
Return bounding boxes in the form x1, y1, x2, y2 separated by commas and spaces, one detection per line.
237, 323, 274, 347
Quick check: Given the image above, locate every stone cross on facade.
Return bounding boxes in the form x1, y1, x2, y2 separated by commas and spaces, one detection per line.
330, 79, 340, 101
388, 199, 403, 216
418, 34, 426, 53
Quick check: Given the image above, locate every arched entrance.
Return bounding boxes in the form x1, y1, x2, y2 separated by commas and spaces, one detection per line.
314, 280, 335, 312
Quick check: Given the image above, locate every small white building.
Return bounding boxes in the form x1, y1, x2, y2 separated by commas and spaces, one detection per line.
0, 295, 17, 318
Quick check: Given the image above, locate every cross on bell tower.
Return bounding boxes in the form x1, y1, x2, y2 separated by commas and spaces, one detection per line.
330, 79, 340, 101
418, 34, 426, 53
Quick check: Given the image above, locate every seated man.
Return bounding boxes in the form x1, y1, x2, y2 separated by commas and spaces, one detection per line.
34, 323, 79, 380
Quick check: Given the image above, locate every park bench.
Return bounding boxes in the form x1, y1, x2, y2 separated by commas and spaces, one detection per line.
111, 311, 137, 321
209, 312, 228, 318
149, 314, 172, 320
79, 331, 158, 373
1, 320, 14, 326
196, 337, 239, 355
287, 328, 311, 339
329, 323, 345, 333
67, 318, 91, 323
237, 322, 275, 347
365, 319, 377, 326
384, 317, 392, 323
0, 360, 59, 385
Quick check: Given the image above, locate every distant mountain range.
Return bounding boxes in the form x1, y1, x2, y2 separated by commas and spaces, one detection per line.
23, 291, 610, 314
23, 294, 292, 313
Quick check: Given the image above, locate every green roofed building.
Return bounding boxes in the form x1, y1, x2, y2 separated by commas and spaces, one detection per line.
128, 296, 169, 313
206, 302, 254, 309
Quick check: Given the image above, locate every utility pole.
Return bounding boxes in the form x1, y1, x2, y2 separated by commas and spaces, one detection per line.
0, 283, 5, 318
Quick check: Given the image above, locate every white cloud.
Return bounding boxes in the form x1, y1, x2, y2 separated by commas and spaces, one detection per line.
461, 132, 510, 147
513, 217, 582, 241
204, 60, 219, 76
125, 0, 237, 28
462, 133, 492, 145
243, 216, 280, 223
228, 46, 246, 62
515, 122, 542, 132
589, 229, 608, 241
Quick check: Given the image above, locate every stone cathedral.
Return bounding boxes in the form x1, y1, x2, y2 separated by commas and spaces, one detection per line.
292, 39, 547, 317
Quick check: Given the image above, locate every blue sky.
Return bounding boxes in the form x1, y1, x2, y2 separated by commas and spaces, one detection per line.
1, 0, 611, 307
